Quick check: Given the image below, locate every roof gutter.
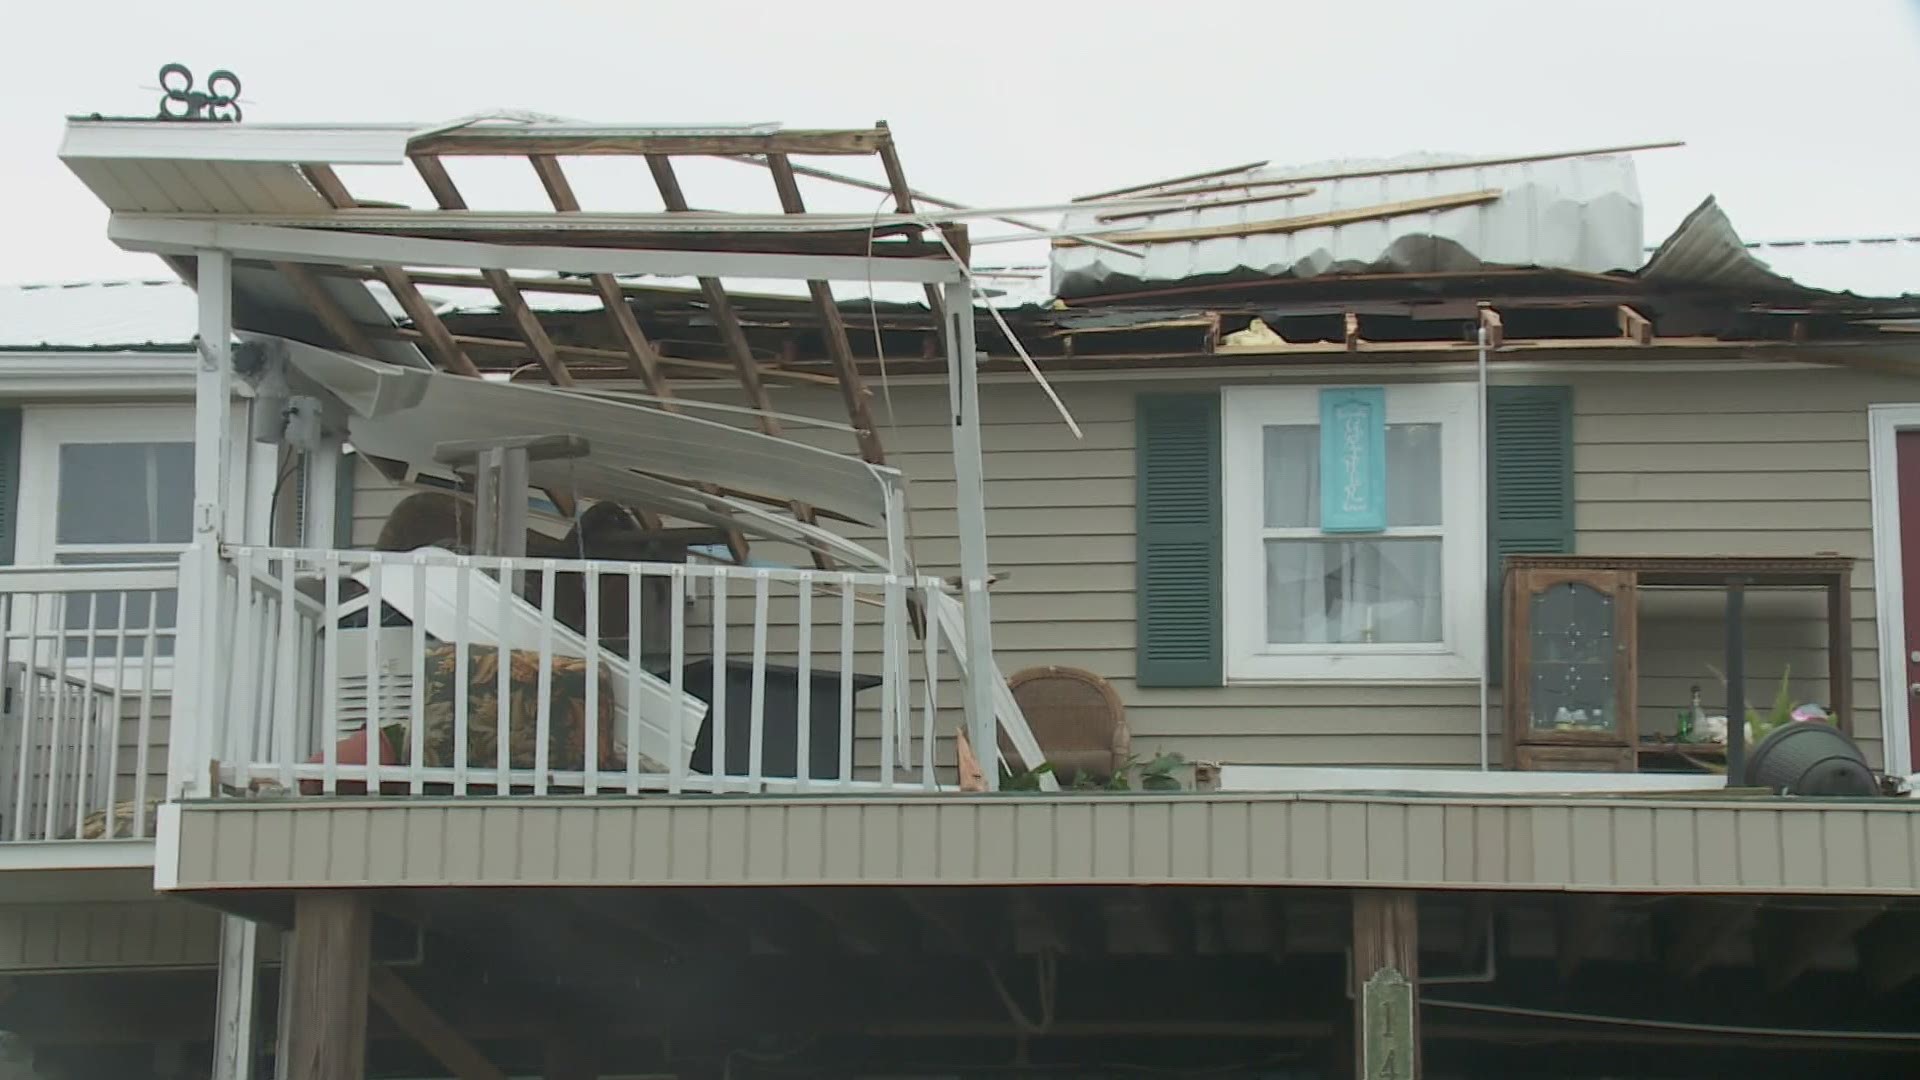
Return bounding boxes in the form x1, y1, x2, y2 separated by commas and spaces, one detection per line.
0, 351, 198, 399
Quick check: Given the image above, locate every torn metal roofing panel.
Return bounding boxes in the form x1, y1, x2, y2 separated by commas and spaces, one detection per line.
1640, 205, 1920, 299
1052, 151, 1645, 299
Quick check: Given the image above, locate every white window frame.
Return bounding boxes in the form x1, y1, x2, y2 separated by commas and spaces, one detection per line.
12, 403, 249, 691
1221, 381, 1483, 683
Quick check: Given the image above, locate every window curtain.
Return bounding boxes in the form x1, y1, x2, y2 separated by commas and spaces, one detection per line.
1261, 425, 1444, 645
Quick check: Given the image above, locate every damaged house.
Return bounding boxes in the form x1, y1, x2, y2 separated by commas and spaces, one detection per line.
3, 116, 1920, 1079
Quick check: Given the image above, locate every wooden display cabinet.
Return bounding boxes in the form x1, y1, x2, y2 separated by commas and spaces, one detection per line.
1504, 565, 1639, 771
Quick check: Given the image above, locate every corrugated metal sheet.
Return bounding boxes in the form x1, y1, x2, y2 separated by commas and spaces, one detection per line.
165, 793, 1920, 895
1641, 205, 1920, 299
1053, 152, 1645, 298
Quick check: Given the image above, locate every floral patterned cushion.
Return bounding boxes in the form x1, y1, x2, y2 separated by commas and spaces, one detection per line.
378, 642, 643, 775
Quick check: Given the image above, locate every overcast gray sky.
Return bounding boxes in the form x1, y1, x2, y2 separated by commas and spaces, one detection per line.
5, 0, 1919, 286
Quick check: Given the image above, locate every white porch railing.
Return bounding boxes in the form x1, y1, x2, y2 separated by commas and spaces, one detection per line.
0, 565, 174, 843
175, 545, 972, 799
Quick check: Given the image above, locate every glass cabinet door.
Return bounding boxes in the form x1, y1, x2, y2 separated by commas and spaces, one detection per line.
1524, 579, 1621, 738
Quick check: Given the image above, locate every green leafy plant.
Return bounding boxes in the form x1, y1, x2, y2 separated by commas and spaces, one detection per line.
1005, 752, 1191, 792
1745, 666, 1800, 743
1136, 751, 1188, 791
999, 760, 1054, 791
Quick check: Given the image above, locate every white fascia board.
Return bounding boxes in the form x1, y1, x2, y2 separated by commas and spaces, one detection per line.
1218, 764, 1727, 795
0, 838, 156, 872
0, 351, 197, 398
108, 215, 968, 286
60, 120, 414, 165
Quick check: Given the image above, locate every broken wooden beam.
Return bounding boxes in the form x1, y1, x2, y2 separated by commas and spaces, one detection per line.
1094, 185, 1316, 224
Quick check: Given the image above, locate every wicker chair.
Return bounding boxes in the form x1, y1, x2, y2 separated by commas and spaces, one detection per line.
999, 665, 1131, 785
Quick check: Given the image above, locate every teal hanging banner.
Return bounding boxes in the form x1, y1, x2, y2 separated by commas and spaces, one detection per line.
1319, 387, 1388, 533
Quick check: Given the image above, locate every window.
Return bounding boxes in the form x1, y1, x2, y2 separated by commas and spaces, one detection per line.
1221, 383, 1483, 682
15, 406, 197, 662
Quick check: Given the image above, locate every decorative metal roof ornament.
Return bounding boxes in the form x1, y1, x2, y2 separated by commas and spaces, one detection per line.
157, 64, 241, 122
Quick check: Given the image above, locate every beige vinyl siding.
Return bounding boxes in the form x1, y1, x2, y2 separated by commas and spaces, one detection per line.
164, 793, 1920, 895
0, 899, 222, 972
341, 365, 1912, 774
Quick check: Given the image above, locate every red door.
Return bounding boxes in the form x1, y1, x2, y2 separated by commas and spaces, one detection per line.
1897, 431, 1920, 772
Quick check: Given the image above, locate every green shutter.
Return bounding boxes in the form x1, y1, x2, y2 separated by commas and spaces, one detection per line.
1487, 385, 1575, 684
0, 408, 20, 565
1135, 394, 1222, 687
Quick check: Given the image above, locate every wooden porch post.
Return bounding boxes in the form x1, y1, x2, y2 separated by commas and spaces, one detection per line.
1352, 890, 1420, 1080
283, 893, 371, 1080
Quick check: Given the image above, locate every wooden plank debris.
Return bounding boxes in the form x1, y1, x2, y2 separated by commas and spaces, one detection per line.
1089, 140, 1685, 205
1094, 185, 1316, 224
1054, 190, 1504, 248
1074, 159, 1271, 203
1617, 304, 1653, 345
1479, 304, 1504, 349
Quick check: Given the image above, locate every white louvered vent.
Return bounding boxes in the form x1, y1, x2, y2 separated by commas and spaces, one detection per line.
333, 627, 418, 729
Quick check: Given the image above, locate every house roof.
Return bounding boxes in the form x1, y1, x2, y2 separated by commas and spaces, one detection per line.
0, 279, 199, 350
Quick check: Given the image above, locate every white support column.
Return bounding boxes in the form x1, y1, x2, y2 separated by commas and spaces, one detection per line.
304, 440, 342, 549
193, 249, 264, 1080
176, 251, 234, 801
883, 484, 914, 768
195, 250, 234, 541
942, 279, 999, 789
